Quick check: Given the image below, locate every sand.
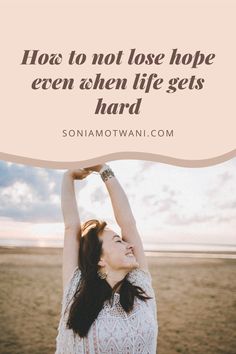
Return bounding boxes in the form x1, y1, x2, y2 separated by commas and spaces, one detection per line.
0, 247, 235, 354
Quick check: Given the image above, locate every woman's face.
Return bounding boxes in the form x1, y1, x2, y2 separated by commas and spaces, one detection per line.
98, 227, 139, 272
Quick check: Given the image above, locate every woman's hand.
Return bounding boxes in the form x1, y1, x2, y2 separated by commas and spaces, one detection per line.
66, 168, 92, 180
84, 164, 107, 173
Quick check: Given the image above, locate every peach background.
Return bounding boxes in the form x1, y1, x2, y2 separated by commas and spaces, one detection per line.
0, 0, 235, 166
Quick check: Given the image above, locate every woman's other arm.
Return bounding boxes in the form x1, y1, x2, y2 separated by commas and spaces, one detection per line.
61, 169, 90, 289
104, 167, 148, 271
85, 164, 148, 271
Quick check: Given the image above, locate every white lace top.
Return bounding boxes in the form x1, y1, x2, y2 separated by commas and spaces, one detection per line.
55, 267, 158, 354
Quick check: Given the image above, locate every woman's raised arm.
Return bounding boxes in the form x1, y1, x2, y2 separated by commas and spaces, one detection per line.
85, 164, 148, 271
61, 169, 90, 289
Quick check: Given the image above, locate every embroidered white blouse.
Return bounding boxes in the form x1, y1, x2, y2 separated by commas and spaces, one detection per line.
55, 267, 158, 354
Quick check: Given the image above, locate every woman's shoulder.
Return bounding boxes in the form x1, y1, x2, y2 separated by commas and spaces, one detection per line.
62, 266, 82, 312
128, 267, 152, 281
127, 267, 154, 297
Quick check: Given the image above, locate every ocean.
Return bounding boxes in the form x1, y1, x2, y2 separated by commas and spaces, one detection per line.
0, 238, 235, 259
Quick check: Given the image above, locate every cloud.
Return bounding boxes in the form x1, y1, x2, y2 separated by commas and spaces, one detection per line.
79, 209, 97, 222
162, 184, 177, 197
0, 162, 63, 199
218, 200, 236, 210
215, 215, 236, 223
139, 161, 156, 171
218, 171, 233, 184
156, 198, 177, 212
141, 184, 178, 212
0, 162, 88, 223
207, 170, 234, 198
0, 202, 62, 223
90, 186, 108, 204
166, 212, 216, 226
141, 194, 157, 207
134, 161, 157, 183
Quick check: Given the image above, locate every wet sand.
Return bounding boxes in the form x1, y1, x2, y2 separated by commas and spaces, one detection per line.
0, 247, 235, 354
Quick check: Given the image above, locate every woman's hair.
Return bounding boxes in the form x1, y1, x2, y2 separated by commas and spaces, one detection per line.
67, 219, 152, 337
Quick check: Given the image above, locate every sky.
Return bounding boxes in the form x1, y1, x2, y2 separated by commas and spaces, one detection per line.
0, 159, 235, 250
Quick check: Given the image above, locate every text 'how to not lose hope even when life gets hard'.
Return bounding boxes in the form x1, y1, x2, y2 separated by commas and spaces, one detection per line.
20, 48, 216, 115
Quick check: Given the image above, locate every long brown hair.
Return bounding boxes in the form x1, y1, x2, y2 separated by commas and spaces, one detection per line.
67, 219, 152, 337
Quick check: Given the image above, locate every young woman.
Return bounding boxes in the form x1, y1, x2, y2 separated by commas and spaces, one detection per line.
55, 164, 158, 353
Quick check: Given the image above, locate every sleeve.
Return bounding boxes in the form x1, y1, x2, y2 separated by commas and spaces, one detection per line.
128, 268, 158, 323
61, 266, 82, 313
127, 268, 155, 298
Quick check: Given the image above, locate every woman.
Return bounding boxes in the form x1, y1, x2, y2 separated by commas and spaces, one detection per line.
55, 163, 158, 353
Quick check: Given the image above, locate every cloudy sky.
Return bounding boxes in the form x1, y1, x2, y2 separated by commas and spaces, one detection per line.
0, 159, 235, 250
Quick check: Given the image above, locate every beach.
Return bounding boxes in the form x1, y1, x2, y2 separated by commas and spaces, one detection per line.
0, 247, 235, 354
